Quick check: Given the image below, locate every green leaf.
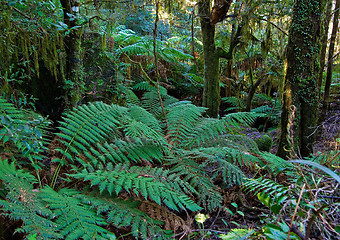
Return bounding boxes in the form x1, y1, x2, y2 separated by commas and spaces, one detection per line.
289, 160, 340, 184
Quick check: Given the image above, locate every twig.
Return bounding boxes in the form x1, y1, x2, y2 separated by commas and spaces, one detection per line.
13, 7, 32, 20
287, 183, 305, 240
153, 0, 168, 129
258, 17, 288, 36
284, 219, 305, 240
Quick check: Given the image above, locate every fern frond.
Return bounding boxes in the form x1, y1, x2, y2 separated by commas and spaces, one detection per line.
125, 88, 140, 105
133, 81, 156, 92
141, 91, 163, 116
223, 112, 259, 132
0, 97, 50, 166
215, 156, 246, 185
40, 187, 111, 240
243, 177, 290, 204
183, 118, 227, 149
128, 105, 163, 133
114, 29, 142, 46
55, 102, 127, 164
0, 160, 59, 239
127, 165, 199, 197
80, 193, 169, 239
121, 39, 153, 56
166, 101, 206, 146
188, 147, 252, 186
71, 164, 202, 212
123, 120, 166, 145
168, 153, 223, 210
159, 47, 193, 63
221, 96, 245, 111
139, 200, 190, 234
92, 138, 165, 167
258, 152, 294, 174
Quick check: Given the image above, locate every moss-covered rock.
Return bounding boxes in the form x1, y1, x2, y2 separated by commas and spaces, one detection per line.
255, 134, 272, 152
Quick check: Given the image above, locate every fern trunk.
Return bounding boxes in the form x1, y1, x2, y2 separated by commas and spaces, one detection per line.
277, 0, 321, 159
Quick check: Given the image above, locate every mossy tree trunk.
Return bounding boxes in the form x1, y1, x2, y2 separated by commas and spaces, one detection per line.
198, 0, 233, 118
60, 0, 83, 107
277, 0, 322, 159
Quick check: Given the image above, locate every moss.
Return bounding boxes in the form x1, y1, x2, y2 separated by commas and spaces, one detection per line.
255, 134, 272, 152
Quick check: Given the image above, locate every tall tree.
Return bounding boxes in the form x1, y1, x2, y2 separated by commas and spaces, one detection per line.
321, 0, 340, 117
317, 0, 333, 97
197, 0, 233, 117
60, 0, 83, 106
277, 0, 322, 159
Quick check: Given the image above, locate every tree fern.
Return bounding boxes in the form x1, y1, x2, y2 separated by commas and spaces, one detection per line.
0, 90, 279, 239
116, 28, 193, 64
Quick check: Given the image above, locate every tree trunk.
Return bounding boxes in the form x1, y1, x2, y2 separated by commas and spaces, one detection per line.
321, 0, 340, 117
246, 67, 261, 112
317, 0, 333, 98
198, 0, 233, 117
223, 4, 241, 99
277, 0, 321, 159
198, 0, 220, 117
60, 0, 83, 107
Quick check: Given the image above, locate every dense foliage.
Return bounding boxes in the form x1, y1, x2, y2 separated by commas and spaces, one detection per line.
0, 0, 339, 239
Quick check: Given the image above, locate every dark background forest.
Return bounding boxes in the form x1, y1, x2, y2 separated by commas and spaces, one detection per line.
0, 0, 339, 239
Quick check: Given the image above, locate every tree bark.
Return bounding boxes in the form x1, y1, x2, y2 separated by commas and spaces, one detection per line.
223, 5, 242, 98
322, 0, 340, 116
60, 0, 83, 107
246, 67, 261, 112
277, 0, 321, 159
198, 0, 233, 117
317, 0, 333, 97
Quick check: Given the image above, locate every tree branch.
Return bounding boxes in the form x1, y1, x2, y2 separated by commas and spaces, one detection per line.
258, 17, 288, 36
216, 47, 232, 59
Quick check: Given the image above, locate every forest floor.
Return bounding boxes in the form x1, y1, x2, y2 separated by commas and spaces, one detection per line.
196, 100, 340, 240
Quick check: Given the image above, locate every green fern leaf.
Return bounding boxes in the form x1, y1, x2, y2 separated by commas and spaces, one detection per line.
40, 187, 110, 240
71, 164, 201, 212
0, 160, 60, 239
166, 101, 206, 146
79, 192, 167, 239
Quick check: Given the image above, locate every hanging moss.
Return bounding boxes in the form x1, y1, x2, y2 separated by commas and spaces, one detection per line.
51, 39, 58, 79
0, 79, 12, 96
33, 46, 39, 78
100, 33, 106, 52
31, 36, 39, 78
41, 36, 48, 62
21, 35, 29, 62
